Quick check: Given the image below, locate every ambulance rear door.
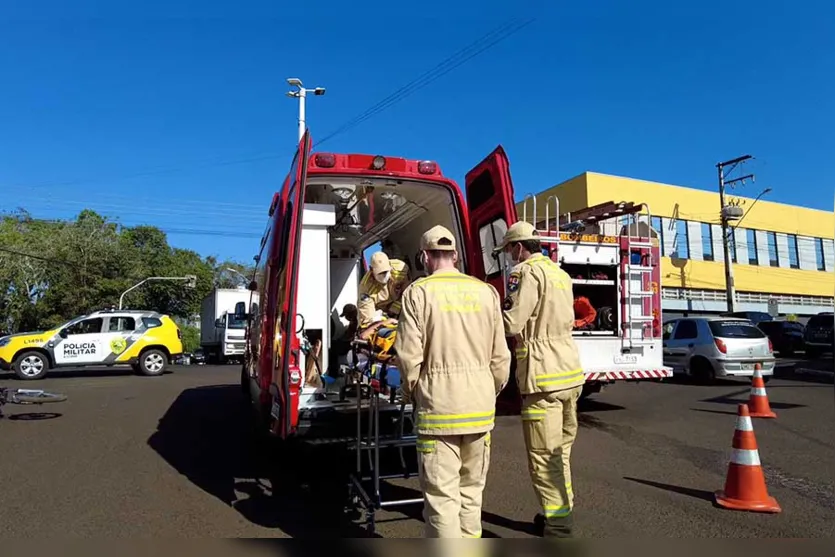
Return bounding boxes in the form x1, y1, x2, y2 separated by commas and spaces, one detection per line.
464, 145, 518, 297
270, 130, 312, 438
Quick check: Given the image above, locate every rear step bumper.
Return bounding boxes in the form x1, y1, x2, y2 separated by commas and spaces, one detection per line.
585, 368, 673, 381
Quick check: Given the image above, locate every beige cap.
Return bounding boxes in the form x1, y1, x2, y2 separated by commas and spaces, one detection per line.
493, 221, 539, 253
370, 251, 392, 275
420, 225, 457, 251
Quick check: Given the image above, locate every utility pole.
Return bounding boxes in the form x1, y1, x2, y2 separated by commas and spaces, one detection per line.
717, 155, 754, 312
286, 78, 326, 141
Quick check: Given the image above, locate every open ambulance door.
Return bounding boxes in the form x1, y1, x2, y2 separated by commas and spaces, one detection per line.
270, 130, 312, 438
464, 145, 518, 297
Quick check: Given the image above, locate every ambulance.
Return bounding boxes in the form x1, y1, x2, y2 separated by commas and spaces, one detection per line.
239, 131, 673, 440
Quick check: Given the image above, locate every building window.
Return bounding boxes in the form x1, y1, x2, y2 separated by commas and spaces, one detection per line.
766, 231, 779, 267
815, 238, 826, 271
728, 228, 737, 263
787, 234, 799, 269
701, 222, 714, 261
651, 216, 665, 256
672, 219, 689, 259
746, 228, 758, 265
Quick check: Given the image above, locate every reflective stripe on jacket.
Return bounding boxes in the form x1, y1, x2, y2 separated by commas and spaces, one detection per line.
502, 254, 584, 395
394, 268, 511, 436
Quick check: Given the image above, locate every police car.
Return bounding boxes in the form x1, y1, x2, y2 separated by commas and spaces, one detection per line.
0, 309, 184, 380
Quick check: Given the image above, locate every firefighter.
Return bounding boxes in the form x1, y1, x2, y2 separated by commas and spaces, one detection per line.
357, 251, 410, 329
495, 221, 584, 538
395, 225, 511, 538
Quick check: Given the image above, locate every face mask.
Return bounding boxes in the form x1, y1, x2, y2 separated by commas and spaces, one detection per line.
376, 272, 391, 284
506, 245, 520, 265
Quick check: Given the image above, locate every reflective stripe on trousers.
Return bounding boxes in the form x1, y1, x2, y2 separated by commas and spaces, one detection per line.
535, 368, 585, 389
417, 410, 495, 431
520, 385, 582, 537
417, 432, 491, 538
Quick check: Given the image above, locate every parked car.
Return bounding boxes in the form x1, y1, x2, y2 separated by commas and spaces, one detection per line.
663, 317, 775, 382
757, 320, 805, 356
803, 312, 833, 359
191, 348, 206, 365
720, 311, 773, 324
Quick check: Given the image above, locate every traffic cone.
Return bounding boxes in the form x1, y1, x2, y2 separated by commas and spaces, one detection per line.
748, 364, 777, 419
714, 404, 781, 513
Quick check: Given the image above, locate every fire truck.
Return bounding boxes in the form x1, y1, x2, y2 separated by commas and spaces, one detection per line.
239, 131, 672, 442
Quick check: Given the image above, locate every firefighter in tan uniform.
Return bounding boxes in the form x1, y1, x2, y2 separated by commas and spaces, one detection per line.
395, 225, 511, 538
358, 251, 411, 329
495, 221, 584, 538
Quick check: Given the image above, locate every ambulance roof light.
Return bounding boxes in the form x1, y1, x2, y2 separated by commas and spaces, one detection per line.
371, 155, 386, 170
418, 161, 437, 174
314, 153, 335, 167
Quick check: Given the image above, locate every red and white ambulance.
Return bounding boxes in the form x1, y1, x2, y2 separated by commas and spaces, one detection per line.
240, 131, 672, 440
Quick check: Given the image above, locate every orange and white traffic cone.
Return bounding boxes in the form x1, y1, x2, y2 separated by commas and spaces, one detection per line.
748, 364, 777, 419
714, 403, 781, 513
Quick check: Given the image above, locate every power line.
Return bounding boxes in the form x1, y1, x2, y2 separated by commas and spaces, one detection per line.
12, 197, 265, 220
314, 18, 536, 148
4, 18, 536, 201
16, 152, 284, 196
6, 214, 264, 240
0, 245, 78, 268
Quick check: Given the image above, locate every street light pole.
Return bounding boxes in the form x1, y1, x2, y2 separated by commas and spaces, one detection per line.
224, 267, 249, 286
119, 275, 197, 309
286, 78, 326, 142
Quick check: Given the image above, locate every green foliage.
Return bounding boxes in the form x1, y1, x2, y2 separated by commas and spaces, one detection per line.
0, 209, 254, 333
179, 324, 201, 353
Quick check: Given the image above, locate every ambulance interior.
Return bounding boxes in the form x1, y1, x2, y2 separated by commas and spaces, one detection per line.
294, 176, 463, 403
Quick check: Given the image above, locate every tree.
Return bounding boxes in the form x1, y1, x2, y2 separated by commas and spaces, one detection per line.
0, 210, 249, 333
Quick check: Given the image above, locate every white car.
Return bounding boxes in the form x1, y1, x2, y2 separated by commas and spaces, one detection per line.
663, 317, 776, 382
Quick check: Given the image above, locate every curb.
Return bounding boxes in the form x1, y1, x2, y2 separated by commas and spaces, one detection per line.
794, 367, 834, 378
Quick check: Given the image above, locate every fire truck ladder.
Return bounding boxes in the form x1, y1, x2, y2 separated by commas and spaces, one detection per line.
619, 202, 656, 350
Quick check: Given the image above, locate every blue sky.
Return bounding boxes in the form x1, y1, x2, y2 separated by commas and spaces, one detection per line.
2, 0, 833, 263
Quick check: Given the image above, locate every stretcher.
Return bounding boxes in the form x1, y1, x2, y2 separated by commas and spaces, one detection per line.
341, 326, 423, 535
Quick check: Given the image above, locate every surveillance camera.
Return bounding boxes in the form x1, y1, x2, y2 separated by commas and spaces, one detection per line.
286, 77, 302, 87
314, 87, 326, 95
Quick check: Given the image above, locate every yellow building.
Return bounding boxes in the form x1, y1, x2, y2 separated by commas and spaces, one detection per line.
522, 172, 834, 317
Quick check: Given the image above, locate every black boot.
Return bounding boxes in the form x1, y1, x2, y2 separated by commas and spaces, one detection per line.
533, 513, 545, 536
545, 514, 574, 538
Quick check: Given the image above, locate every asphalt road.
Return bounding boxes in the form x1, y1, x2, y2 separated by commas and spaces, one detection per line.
0, 360, 833, 538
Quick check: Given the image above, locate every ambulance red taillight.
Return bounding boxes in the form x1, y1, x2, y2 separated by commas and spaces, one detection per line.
418, 161, 438, 174
314, 153, 336, 168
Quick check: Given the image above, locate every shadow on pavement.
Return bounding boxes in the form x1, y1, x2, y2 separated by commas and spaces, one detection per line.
481, 510, 537, 536
0, 368, 174, 381
147, 383, 422, 538
699, 388, 807, 410
690, 407, 739, 417
624, 476, 717, 504
4, 412, 63, 421
578, 398, 625, 413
